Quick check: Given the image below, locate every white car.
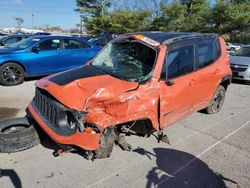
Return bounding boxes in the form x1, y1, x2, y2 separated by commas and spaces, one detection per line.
226, 42, 241, 52
230, 46, 250, 82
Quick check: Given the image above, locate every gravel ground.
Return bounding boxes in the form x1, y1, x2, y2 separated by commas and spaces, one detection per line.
0, 80, 249, 188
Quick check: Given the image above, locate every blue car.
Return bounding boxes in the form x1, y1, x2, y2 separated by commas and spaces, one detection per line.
0, 35, 101, 86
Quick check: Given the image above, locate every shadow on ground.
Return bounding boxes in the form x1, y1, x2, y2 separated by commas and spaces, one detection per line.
25, 113, 60, 153
0, 169, 22, 188
133, 148, 238, 188
32, 123, 60, 152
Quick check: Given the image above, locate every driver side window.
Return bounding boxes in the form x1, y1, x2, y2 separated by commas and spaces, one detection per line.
161, 44, 195, 80
38, 39, 61, 51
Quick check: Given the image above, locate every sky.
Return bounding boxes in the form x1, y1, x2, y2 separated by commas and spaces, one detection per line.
0, 0, 80, 29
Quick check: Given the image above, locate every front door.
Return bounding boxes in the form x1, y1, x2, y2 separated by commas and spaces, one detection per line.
25, 38, 64, 76
159, 41, 196, 128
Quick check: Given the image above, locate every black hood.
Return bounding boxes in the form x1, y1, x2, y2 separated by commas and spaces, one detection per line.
49, 65, 106, 85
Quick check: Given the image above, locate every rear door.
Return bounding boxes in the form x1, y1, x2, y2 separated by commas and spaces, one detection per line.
59, 38, 98, 70
191, 37, 221, 111
159, 40, 196, 128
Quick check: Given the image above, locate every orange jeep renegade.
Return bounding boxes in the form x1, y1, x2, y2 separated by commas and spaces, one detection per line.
28, 32, 232, 159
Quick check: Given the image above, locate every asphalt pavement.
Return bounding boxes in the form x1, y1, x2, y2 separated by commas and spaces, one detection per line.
0, 79, 249, 188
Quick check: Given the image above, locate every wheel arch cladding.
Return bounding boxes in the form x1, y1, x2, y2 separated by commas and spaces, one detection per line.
220, 75, 232, 90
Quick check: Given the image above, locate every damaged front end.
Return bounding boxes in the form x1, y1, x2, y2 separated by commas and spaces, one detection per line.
28, 88, 102, 153
28, 34, 167, 160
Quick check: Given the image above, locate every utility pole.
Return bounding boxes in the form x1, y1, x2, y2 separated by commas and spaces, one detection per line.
32, 14, 34, 32
80, 12, 83, 36
80, 18, 83, 36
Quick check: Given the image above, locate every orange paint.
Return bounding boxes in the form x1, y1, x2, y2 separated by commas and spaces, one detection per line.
29, 33, 232, 151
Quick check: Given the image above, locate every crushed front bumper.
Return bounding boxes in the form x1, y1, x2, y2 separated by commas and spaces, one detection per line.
28, 102, 101, 151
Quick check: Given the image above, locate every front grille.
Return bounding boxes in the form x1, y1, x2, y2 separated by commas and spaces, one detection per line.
230, 64, 248, 72
32, 88, 82, 136
33, 89, 65, 127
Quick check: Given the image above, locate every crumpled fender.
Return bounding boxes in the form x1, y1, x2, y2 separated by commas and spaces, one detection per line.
85, 79, 161, 131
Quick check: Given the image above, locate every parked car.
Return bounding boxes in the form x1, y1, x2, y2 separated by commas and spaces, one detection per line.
0, 35, 101, 86
0, 33, 8, 36
230, 45, 250, 81
226, 42, 241, 52
33, 32, 51, 36
0, 34, 32, 47
0, 36, 7, 40
24, 32, 232, 159
88, 31, 118, 47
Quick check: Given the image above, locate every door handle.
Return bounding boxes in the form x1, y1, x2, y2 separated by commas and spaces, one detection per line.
189, 79, 197, 86
214, 69, 221, 75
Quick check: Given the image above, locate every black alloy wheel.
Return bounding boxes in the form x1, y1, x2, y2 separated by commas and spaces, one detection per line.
0, 63, 25, 86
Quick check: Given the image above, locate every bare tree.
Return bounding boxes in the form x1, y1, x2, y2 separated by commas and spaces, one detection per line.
14, 17, 24, 30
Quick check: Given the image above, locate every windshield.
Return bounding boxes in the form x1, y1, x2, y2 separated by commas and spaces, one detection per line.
233, 47, 250, 57
9, 37, 40, 49
91, 39, 157, 82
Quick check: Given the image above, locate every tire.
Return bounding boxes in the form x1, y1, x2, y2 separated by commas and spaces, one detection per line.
204, 85, 226, 114
94, 127, 116, 159
0, 117, 40, 153
0, 63, 25, 86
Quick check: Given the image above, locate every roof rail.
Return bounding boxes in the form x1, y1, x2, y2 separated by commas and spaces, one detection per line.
163, 33, 218, 44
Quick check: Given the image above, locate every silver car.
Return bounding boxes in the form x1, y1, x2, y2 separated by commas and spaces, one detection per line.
230, 46, 250, 81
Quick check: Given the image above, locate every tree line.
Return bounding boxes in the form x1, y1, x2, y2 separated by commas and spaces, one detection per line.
75, 0, 250, 43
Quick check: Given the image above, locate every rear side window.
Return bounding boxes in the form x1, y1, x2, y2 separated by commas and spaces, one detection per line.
167, 44, 195, 79
5, 37, 19, 45
63, 39, 90, 49
197, 41, 215, 69
196, 38, 222, 69
215, 38, 221, 58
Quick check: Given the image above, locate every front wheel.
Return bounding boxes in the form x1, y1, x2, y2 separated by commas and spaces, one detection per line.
0, 63, 25, 86
94, 127, 116, 159
204, 85, 226, 114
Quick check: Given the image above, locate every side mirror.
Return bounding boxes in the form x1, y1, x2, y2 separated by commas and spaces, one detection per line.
31, 46, 39, 53
166, 80, 175, 86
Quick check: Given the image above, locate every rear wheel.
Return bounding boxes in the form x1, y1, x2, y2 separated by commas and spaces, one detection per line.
0, 63, 25, 86
204, 85, 225, 114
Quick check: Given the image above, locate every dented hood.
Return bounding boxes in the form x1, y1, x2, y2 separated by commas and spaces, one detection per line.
36, 65, 139, 111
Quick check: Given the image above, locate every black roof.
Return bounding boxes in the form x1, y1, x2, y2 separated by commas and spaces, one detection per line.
121, 31, 217, 44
